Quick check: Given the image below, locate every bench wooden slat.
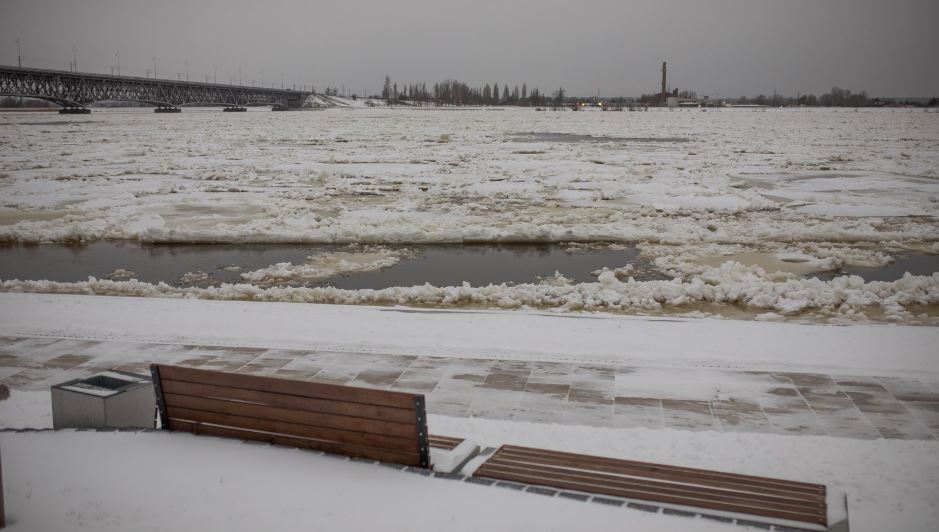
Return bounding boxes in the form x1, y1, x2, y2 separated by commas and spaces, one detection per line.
493, 447, 823, 500
486, 453, 823, 505
167, 406, 419, 452
158, 364, 415, 409
475, 463, 827, 526
160, 379, 417, 424
477, 459, 826, 515
168, 419, 421, 466
473, 445, 829, 527
428, 435, 464, 450
164, 393, 418, 439
498, 445, 824, 495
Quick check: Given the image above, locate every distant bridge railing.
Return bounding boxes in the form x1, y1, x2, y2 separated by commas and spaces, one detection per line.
0, 65, 311, 110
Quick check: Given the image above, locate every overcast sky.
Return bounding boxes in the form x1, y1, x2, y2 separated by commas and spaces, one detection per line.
2, 0, 937, 97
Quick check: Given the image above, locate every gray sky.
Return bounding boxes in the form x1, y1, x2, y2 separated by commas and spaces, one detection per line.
2, 0, 937, 97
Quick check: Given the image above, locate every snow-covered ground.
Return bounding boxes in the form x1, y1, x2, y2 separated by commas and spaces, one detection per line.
1, 107, 937, 322
2, 108, 937, 530
3, 429, 723, 532
1, 292, 936, 376
432, 416, 939, 532
1, 414, 936, 532
1, 295, 937, 531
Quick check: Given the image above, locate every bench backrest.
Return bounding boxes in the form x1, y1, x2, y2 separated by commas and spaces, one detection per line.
151, 364, 429, 468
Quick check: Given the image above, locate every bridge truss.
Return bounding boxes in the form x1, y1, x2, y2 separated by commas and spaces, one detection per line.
0, 66, 311, 110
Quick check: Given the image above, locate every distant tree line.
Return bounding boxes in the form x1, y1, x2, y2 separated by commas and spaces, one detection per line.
735, 87, 938, 107
734, 87, 870, 107
380, 75, 564, 107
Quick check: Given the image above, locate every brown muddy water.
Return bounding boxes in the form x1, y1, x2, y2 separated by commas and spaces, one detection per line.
0, 243, 661, 288
0, 243, 934, 289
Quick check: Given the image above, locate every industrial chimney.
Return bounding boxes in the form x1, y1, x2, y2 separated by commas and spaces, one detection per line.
662, 61, 668, 97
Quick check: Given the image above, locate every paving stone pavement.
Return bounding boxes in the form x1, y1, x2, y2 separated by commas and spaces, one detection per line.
2, 335, 938, 440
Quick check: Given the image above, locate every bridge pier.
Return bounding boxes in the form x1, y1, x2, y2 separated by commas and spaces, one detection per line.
59, 107, 91, 114
154, 107, 181, 113
223, 107, 247, 112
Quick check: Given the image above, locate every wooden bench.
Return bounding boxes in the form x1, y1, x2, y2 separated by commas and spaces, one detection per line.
475, 444, 832, 529
150, 364, 430, 468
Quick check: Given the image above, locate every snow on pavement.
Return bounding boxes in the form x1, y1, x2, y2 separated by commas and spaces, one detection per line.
429, 415, 939, 532
1, 416, 936, 532
1, 429, 729, 532
0, 292, 936, 376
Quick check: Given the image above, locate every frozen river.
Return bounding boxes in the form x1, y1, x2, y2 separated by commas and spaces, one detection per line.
0, 107, 937, 322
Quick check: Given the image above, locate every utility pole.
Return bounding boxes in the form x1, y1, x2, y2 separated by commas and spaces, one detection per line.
16, 37, 22, 68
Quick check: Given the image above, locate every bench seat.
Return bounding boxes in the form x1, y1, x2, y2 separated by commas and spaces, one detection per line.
475, 444, 836, 530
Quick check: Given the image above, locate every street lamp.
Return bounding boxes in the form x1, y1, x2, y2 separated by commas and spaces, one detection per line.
185, 61, 189, 82
152, 56, 157, 79
16, 37, 22, 68
115, 50, 120, 76
72, 46, 77, 72
212, 64, 217, 84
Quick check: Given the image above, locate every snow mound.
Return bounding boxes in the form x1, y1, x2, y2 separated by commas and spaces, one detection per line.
2, 268, 936, 323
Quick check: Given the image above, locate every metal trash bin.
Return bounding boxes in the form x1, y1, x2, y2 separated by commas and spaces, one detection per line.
51, 371, 155, 429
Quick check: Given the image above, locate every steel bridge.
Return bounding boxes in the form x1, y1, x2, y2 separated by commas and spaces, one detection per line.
0, 65, 311, 112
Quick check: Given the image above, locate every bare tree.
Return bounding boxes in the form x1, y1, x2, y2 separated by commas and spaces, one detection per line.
382, 75, 392, 102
